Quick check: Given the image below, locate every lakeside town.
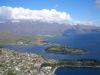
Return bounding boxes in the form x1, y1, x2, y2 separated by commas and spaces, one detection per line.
0, 0, 100, 75
0, 48, 56, 75
0, 47, 100, 75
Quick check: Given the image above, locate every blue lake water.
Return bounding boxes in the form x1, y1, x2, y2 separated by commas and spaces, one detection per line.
1, 32, 100, 75
55, 67, 100, 75
1, 32, 100, 60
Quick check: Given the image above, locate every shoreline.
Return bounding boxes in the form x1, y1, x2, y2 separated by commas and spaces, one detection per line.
52, 66, 100, 75
52, 66, 59, 75
1, 47, 100, 75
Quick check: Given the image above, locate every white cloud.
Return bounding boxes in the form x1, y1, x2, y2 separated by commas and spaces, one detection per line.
0, 6, 71, 23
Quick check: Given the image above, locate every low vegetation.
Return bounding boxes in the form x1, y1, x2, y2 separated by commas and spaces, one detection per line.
45, 45, 87, 54
41, 59, 100, 68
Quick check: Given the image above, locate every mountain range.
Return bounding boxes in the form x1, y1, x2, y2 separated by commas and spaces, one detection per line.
0, 21, 100, 35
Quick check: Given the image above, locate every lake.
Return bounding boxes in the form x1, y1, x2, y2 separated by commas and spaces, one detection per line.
1, 32, 100, 60
0, 32, 100, 75
55, 67, 100, 75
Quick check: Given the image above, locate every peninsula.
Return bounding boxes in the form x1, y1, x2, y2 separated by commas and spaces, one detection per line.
0, 48, 100, 75
45, 44, 87, 54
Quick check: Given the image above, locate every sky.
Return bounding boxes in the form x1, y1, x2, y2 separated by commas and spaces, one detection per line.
0, 0, 100, 25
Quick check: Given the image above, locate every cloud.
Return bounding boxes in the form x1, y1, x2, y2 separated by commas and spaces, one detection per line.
0, 6, 71, 23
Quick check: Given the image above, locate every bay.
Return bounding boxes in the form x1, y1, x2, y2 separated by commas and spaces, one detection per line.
0, 32, 100, 75
0, 32, 100, 60
55, 67, 100, 75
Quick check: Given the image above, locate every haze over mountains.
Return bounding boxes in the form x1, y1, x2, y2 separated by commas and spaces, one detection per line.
0, 20, 100, 35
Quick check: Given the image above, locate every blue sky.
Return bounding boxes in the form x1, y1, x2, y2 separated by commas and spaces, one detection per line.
0, 0, 100, 25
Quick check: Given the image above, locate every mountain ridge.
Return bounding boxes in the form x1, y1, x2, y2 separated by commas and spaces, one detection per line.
0, 21, 100, 35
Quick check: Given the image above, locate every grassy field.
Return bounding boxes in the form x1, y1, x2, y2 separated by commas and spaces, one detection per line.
0, 32, 49, 45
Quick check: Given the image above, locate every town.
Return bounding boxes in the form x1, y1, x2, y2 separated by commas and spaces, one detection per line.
0, 48, 55, 75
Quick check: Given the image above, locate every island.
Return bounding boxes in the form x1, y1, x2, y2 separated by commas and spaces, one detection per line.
45, 44, 87, 54
0, 48, 100, 75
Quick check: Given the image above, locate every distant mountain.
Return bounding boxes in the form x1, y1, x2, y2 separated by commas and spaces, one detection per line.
0, 21, 69, 35
63, 25, 100, 36
0, 21, 100, 35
